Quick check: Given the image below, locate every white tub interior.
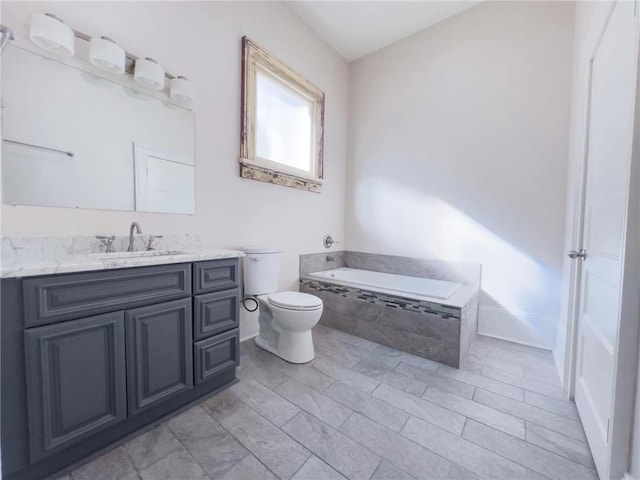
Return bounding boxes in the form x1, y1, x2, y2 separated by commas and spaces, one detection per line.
308, 267, 463, 300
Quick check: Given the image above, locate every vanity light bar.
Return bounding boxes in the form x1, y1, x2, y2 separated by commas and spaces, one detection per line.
71, 29, 176, 80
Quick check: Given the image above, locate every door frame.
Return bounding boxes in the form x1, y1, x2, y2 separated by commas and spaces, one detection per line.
563, 2, 640, 478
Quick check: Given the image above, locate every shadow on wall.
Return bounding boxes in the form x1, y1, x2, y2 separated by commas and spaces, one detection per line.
353, 176, 561, 348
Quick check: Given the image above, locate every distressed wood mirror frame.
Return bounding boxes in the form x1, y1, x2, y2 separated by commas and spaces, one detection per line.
240, 37, 325, 193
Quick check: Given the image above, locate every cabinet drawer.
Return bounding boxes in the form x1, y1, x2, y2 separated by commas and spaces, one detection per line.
194, 329, 239, 385
126, 298, 193, 416
193, 259, 238, 294
194, 289, 240, 340
24, 312, 127, 461
23, 264, 191, 327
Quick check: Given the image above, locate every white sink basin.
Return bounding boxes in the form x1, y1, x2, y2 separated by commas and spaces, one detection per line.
89, 250, 186, 260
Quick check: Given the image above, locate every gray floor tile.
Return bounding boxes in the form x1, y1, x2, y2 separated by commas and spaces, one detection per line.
446, 464, 483, 480
380, 370, 428, 397
205, 392, 311, 480
138, 447, 208, 480
395, 362, 475, 399
526, 468, 551, 479
291, 455, 347, 480
325, 381, 409, 432
523, 365, 562, 388
230, 378, 301, 426
352, 357, 400, 380
423, 387, 525, 439
123, 425, 183, 471
279, 362, 337, 392
524, 391, 580, 421
71, 447, 138, 480
401, 416, 527, 479
340, 412, 451, 480
370, 460, 414, 480
313, 357, 381, 393
473, 389, 586, 441
462, 419, 598, 480
313, 338, 364, 367
480, 367, 564, 400
327, 328, 381, 352
525, 422, 594, 468
275, 378, 353, 429
283, 412, 381, 480
168, 405, 249, 478
237, 346, 291, 389
437, 365, 524, 401
372, 383, 465, 435
217, 454, 278, 480
463, 350, 526, 376
373, 344, 442, 372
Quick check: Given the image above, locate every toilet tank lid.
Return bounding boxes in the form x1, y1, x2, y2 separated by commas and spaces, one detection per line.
242, 246, 281, 254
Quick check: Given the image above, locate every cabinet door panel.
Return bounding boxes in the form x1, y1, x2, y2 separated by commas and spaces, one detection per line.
193, 259, 238, 294
25, 312, 126, 461
126, 298, 193, 415
194, 288, 240, 340
194, 329, 239, 384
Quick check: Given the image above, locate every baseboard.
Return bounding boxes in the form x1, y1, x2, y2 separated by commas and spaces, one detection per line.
240, 332, 258, 343
478, 305, 555, 350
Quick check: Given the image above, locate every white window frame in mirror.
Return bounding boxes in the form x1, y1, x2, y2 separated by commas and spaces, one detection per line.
240, 37, 325, 193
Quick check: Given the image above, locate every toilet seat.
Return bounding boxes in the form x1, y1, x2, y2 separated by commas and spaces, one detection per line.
267, 291, 323, 311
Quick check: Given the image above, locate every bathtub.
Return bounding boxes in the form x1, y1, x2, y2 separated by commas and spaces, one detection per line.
308, 267, 462, 300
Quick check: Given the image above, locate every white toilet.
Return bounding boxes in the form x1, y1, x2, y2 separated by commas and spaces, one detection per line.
243, 247, 323, 363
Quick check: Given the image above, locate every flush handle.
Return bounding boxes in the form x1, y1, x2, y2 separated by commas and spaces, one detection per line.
568, 249, 587, 260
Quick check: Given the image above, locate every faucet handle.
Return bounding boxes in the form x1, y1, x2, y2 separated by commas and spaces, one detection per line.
323, 234, 340, 249
147, 235, 163, 251
96, 235, 116, 253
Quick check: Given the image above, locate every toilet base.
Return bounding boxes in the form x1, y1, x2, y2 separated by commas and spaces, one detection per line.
255, 331, 315, 364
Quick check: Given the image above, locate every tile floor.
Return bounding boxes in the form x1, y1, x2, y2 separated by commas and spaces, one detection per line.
54, 325, 596, 480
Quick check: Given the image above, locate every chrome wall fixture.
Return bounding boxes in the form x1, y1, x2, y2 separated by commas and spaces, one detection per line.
0, 14, 195, 105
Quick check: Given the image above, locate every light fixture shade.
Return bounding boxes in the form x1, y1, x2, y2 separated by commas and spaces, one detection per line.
134, 57, 164, 90
89, 36, 125, 74
29, 13, 74, 57
170, 76, 195, 104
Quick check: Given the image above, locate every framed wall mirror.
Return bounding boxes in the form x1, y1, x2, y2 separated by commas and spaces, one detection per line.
240, 36, 325, 193
1, 44, 195, 214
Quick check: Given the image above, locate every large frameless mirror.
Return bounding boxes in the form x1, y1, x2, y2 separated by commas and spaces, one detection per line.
1, 44, 195, 214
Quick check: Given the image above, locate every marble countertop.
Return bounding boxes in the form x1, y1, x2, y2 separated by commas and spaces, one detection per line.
1, 235, 244, 279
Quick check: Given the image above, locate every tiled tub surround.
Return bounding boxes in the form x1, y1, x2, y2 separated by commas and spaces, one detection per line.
300, 252, 480, 367
1, 234, 244, 278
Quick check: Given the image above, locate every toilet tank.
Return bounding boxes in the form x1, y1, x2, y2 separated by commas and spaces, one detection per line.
242, 247, 281, 295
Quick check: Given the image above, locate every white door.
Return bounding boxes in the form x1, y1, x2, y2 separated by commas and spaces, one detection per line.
573, 1, 639, 477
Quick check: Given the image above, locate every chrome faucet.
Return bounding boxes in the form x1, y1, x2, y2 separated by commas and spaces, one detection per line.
127, 222, 143, 252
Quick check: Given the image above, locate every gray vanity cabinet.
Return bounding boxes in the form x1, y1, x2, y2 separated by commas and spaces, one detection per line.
24, 311, 127, 462
126, 298, 193, 415
2, 258, 240, 480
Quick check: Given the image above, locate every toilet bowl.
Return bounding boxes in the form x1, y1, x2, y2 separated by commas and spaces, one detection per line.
243, 248, 323, 364
254, 291, 323, 363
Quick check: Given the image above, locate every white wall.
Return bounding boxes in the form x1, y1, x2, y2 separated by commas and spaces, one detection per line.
345, 1, 574, 349
0, 1, 349, 340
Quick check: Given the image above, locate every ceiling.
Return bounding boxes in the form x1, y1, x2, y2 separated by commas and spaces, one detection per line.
287, 1, 481, 62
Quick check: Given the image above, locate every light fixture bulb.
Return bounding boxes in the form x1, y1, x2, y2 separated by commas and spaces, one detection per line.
134, 57, 165, 91
170, 76, 195, 104
89, 36, 125, 74
29, 13, 74, 57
